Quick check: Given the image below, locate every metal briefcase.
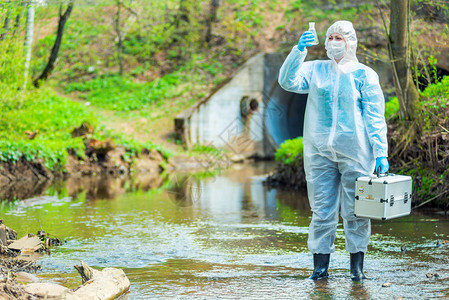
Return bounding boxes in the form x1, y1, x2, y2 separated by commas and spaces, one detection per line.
355, 173, 412, 220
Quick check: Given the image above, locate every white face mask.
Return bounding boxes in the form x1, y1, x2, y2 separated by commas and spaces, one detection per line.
327, 40, 346, 60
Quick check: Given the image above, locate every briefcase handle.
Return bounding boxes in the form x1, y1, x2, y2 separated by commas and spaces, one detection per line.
376, 166, 389, 178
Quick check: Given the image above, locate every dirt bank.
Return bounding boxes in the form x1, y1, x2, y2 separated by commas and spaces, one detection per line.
0, 145, 168, 201
263, 159, 306, 190
0, 157, 53, 201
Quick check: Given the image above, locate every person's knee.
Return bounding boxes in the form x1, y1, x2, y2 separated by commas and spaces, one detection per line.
312, 213, 339, 227
344, 218, 370, 232
341, 210, 357, 221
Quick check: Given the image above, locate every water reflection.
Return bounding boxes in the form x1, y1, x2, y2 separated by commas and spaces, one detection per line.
168, 164, 310, 224
64, 172, 164, 201
0, 179, 51, 201
0, 172, 166, 203
349, 282, 370, 299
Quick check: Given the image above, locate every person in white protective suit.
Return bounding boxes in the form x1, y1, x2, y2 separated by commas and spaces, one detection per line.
278, 20, 389, 281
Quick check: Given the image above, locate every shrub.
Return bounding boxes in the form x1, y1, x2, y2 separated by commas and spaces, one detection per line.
275, 137, 304, 165
385, 97, 400, 119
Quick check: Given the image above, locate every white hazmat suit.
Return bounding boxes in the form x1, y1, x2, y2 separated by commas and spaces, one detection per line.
278, 21, 388, 254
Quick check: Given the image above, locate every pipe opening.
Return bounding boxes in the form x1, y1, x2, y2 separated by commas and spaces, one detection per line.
265, 83, 307, 147
249, 99, 259, 111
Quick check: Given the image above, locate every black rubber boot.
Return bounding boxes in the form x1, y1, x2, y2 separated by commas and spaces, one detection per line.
309, 254, 330, 280
350, 252, 367, 281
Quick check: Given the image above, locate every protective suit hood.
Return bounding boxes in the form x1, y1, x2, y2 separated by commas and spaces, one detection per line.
325, 20, 358, 64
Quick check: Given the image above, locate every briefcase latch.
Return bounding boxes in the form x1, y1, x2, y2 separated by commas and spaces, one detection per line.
390, 195, 395, 207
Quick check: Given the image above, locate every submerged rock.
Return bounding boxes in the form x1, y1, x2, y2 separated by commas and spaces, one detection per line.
426, 272, 439, 279
24, 261, 130, 300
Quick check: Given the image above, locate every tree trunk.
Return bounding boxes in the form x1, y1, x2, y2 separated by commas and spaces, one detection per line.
174, 0, 191, 29
389, 0, 420, 120
115, 0, 124, 76
14, 1, 27, 36
33, 0, 74, 87
0, 9, 12, 41
23, 1, 35, 90
205, 0, 219, 44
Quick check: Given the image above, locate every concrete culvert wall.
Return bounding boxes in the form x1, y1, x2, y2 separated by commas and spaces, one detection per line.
175, 53, 308, 159
264, 83, 307, 147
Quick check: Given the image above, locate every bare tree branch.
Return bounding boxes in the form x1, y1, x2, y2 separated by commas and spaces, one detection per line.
33, 0, 74, 87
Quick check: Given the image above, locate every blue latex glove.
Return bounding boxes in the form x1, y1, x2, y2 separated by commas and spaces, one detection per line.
375, 157, 389, 174
297, 31, 315, 51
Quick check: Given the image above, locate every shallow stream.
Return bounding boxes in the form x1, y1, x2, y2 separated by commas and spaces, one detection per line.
1, 162, 448, 299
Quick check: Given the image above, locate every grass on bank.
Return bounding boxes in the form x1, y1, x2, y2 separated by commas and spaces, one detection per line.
0, 84, 170, 171
64, 55, 225, 112
0, 85, 91, 170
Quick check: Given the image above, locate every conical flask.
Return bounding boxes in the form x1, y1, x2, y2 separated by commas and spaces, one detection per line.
308, 22, 319, 45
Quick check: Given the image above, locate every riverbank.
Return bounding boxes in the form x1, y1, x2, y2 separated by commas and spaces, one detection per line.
0, 145, 169, 200
0, 141, 249, 202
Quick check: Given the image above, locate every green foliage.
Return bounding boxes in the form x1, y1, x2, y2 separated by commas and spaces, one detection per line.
421, 75, 449, 103
385, 76, 449, 120
0, 83, 171, 169
199, 61, 224, 76
411, 51, 442, 92
275, 137, 303, 165
428, 55, 439, 83
399, 167, 438, 205
385, 97, 400, 119
235, 8, 264, 27
0, 139, 83, 170
0, 4, 26, 88
0, 88, 96, 139
0, 4, 95, 170
123, 23, 176, 59
66, 74, 185, 111
191, 144, 225, 159
219, 0, 266, 51
30, 4, 111, 81
118, 138, 173, 160
0, 86, 92, 169
285, 0, 303, 21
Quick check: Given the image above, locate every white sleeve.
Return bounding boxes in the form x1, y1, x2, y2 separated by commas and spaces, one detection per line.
278, 46, 314, 94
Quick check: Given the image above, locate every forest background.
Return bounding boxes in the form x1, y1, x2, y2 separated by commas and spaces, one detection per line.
0, 0, 448, 208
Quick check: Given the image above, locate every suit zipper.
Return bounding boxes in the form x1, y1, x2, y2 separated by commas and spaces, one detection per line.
327, 69, 340, 160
